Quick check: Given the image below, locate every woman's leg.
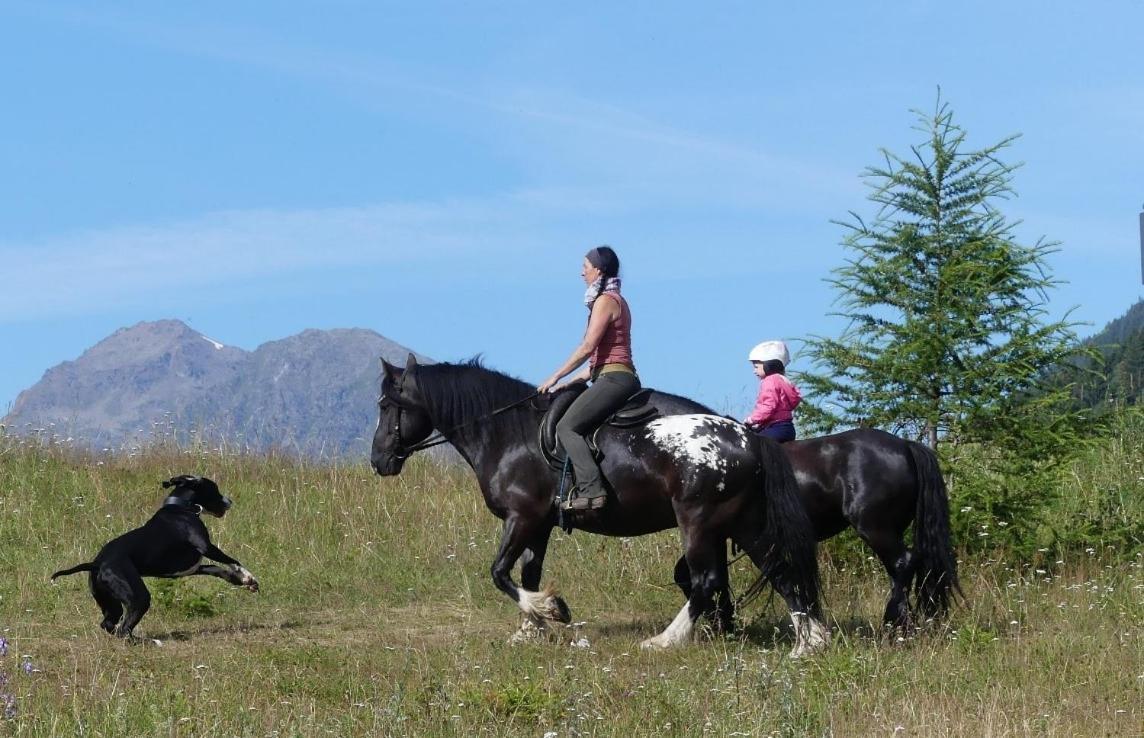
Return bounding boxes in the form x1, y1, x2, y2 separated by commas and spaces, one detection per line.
555, 372, 640, 507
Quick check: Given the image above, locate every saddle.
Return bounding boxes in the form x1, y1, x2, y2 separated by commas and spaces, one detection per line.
538, 381, 659, 471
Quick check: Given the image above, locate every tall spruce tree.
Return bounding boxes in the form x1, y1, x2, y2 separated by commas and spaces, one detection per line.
802, 98, 1080, 447
799, 97, 1092, 552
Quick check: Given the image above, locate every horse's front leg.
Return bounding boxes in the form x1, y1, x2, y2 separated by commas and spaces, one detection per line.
519, 524, 553, 591
491, 516, 570, 642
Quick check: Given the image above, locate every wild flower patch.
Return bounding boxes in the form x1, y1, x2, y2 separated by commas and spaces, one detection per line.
0, 636, 35, 720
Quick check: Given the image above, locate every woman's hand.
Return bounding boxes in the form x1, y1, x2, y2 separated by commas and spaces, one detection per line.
538, 375, 562, 394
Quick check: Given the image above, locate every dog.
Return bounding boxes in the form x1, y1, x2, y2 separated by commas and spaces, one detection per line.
51, 475, 259, 639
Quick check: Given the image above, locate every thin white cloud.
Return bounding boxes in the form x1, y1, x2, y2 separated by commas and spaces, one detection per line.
496, 86, 857, 193
0, 196, 558, 321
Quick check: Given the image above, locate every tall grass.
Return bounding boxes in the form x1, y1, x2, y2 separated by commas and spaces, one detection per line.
1048, 408, 1144, 554
0, 431, 1140, 737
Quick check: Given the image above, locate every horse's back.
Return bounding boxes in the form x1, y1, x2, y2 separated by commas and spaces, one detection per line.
648, 389, 712, 415
579, 395, 757, 538
785, 428, 918, 539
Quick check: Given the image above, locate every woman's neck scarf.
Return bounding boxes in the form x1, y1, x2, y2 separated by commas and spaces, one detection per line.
584, 276, 622, 308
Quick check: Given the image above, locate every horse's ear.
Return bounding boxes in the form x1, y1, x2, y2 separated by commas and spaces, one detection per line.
405, 353, 417, 372
381, 357, 395, 379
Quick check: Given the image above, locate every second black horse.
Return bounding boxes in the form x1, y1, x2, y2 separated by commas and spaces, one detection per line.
671, 428, 961, 630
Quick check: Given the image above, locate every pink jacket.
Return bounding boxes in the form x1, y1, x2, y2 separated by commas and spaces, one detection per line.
745, 373, 801, 427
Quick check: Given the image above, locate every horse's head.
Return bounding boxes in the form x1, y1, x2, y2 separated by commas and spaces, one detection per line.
371, 353, 435, 476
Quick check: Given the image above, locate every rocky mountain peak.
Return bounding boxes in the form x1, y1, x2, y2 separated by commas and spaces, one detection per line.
2, 320, 430, 458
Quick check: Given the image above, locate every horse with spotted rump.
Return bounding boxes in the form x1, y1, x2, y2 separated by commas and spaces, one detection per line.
370, 355, 829, 656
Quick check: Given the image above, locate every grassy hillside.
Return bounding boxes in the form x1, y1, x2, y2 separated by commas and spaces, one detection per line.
0, 431, 1140, 737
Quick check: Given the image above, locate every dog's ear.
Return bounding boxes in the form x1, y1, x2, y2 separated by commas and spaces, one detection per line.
162, 475, 200, 489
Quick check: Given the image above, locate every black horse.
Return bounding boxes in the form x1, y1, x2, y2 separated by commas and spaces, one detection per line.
784, 429, 960, 627
370, 356, 830, 656
669, 429, 960, 631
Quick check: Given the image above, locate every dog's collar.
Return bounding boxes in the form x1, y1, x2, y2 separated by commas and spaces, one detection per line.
162, 496, 203, 515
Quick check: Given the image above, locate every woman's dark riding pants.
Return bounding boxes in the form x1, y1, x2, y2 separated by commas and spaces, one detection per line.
555, 371, 641, 495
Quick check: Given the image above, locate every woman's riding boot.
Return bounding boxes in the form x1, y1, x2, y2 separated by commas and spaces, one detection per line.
563, 481, 607, 510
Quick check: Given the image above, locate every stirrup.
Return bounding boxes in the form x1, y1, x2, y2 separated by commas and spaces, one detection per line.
561, 488, 606, 511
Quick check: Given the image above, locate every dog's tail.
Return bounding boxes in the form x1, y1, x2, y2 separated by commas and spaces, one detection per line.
51, 563, 96, 579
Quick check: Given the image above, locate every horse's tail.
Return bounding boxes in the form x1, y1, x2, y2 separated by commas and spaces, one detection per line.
907, 441, 961, 618
51, 562, 96, 579
739, 435, 821, 618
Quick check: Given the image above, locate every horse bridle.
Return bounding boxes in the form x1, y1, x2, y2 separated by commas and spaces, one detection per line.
381, 368, 538, 459
380, 370, 427, 460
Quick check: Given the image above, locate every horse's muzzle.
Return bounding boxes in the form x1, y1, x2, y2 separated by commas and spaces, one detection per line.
371, 457, 403, 476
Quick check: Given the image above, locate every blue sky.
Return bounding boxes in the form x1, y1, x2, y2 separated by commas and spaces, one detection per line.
2, 1, 1142, 417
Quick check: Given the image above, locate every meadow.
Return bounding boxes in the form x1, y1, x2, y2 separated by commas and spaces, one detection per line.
0, 430, 1140, 737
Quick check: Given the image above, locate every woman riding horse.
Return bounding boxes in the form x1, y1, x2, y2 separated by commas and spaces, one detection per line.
537, 246, 638, 511
371, 356, 829, 656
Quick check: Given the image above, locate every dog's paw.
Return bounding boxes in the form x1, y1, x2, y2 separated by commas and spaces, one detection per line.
232, 565, 258, 591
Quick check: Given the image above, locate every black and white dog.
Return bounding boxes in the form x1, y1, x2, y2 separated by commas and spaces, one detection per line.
51, 475, 259, 638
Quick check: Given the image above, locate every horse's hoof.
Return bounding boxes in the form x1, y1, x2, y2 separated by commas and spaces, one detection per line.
639, 637, 667, 651
788, 613, 831, 658
521, 587, 572, 625
789, 633, 831, 659
547, 595, 572, 624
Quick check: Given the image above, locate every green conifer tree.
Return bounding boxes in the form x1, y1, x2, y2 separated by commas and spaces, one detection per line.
799, 96, 1092, 552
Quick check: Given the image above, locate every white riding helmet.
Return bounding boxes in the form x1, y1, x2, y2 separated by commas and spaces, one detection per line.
748, 340, 790, 366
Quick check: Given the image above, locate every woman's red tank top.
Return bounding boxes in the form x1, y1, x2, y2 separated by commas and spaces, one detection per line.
589, 292, 634, 371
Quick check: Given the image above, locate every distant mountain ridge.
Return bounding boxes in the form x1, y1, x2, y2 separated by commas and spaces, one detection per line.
1075, 298, 1144, 410
1083, 298, 1144, 348
2, 319, 431, 458
1051, 298, 1144, 412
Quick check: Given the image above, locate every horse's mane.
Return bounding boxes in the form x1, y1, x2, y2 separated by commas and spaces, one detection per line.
412, 358, 537, 440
